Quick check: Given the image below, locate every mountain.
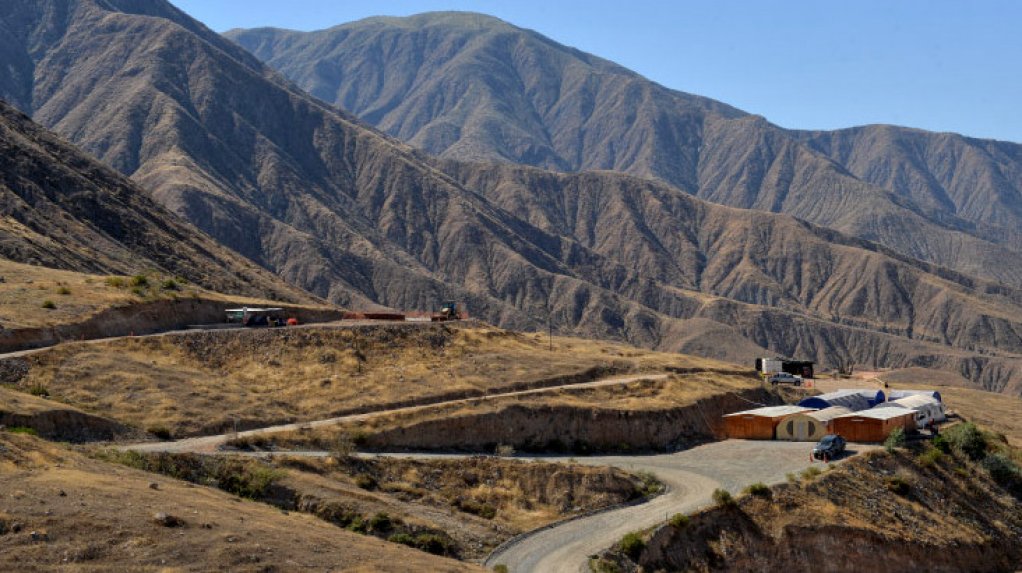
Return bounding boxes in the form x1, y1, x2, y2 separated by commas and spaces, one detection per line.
0, 100, 315, 303
6, 1, 1022, 394
225, 13, 1022, 287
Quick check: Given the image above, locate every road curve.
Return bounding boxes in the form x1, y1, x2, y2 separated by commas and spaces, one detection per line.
484, 441, 868, 573
122, 373, 670, 454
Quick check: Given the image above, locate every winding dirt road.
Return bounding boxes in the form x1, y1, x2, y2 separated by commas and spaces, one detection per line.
485, 441, 870, 573
122, 373, 671, 454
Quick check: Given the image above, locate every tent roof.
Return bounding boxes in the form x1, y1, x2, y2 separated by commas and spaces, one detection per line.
837, 409, 914, 422
724, 405, 814, 418
806, 406, 853, 422
889, 389, 942, 403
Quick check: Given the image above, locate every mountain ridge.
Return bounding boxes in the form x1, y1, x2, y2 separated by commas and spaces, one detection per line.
6, 1, 1022, 394
225, 12, 1022, 287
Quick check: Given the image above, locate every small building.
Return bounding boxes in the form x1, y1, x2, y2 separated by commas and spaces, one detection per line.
831, 409, 915, 442
722, 405, 815, 440
888, 389, 942, 403
872, 395, 946, 429
797, 389, 885, 411
775, 406, 852, 441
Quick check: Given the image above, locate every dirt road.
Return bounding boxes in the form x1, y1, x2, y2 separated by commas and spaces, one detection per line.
484, 440, 870, 573
122, 372, 671, 454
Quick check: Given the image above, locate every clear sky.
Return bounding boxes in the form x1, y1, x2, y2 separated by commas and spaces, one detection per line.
170, 0, 1022, 142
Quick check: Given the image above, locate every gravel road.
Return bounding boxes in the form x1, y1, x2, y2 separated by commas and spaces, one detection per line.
484, 440, 873, 573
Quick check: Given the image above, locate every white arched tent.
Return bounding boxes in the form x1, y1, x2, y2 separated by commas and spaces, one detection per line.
872, 395, 946, 428
776, 406, 852, 441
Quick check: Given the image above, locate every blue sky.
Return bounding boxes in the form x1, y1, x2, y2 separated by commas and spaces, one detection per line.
171, 1, 1022, 142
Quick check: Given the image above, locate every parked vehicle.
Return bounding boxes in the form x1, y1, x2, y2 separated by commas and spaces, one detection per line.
768, 372, 803, 386
812, 434, 846, 460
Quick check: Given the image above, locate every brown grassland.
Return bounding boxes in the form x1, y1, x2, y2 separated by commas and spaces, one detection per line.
0, 432, 478, 572
11, 324, 736, 437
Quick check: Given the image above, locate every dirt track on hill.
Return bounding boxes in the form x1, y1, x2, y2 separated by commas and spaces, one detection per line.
121, 372, 672, 454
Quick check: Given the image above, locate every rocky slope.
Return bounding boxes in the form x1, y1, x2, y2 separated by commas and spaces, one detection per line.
0, 100, 315, 303
6, 1, 1022, 393
226, 13, 1022, 286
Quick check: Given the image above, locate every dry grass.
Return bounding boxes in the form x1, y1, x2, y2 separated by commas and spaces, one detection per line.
14, 324, 741, 437
0, 387, 61, 415
245, 372, 759, 451
0, 259, 306, 330
0, 433, 476, 571
260, 454, 647, 560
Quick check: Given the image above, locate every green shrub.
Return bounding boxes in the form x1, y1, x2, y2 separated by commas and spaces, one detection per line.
885, 476, 911, 496
368, 512, 392, 532
355, 474, 377, 490
160, 279, 179, 291
619, 531, 645, 561
40, 300, 56, 309
712, 488, 736, 508
932, 434, 950, 454
945, 423, 988, 461
346, 516, 368, 534
130, 286, 146, 297
636, 470, 662, 497
6, 426, 39, 436
104, 276, 126, 288
458, 499, 497, 519
917, 446, 944, 468
492, 565, 509, 573
742, 482, 772, 498
414, 533, 451, 555
884, 428, 906, 452
28, 384, 49, 397
388, 532, 415, 546
982, 453, 1021, 487
130, 275, 149, 287
56, 286, 71, 295
800, 466, 823, 481
668, 513, 689, 529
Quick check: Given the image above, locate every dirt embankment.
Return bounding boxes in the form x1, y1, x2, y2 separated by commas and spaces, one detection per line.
0, 386, 141, 442
0, 297, 342, 353
600, 449, 1022, 572
345, 387, 777, 453
0, 409, 140, 443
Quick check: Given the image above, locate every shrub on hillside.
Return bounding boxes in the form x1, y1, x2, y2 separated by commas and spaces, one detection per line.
712, 488, 736, 508
160, 279, 179, 291
619, 531, 645, 560
945, 423, 988, 461
800, 466, 823, 481
56, 286, 71, 295
917, 446, 944, 468
982, 454, 1022, 488
40, 300, 55, 309
742, 482, 772, 498
130, 275, 149, 287
105, 276, 126, 288
28, 384, 49, 397
884, 428, 906, 452
669, 513, 690, 529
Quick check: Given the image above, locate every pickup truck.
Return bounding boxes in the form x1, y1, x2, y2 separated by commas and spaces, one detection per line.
768, 372, 803, 386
